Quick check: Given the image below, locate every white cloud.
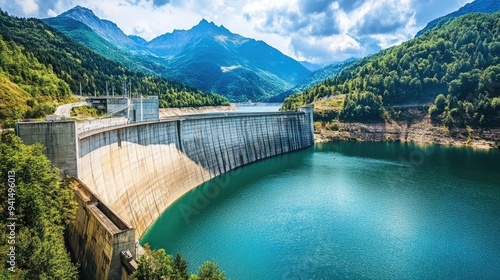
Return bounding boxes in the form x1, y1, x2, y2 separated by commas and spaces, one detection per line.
0, 0, 39, 16
0, 0, 474, 64
291, 35, 364, 63
241, 0, 473, 64
20, 0, 39, 14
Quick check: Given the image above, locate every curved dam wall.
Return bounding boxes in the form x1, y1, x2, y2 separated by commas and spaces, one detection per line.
77, 110, 313, 238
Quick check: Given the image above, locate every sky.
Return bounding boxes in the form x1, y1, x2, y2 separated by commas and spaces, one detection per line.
0, 0, 473, 65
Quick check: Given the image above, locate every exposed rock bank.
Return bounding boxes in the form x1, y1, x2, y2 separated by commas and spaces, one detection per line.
315, 113, 500, 149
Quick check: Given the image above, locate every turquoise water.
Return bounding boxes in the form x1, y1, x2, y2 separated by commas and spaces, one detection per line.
141, 142, 500, 279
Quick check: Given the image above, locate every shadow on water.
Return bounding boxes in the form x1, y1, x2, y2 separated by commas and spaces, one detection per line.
142, 146, 314, 243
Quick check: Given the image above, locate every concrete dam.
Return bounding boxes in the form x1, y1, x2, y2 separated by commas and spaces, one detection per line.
77, 109, 314, 237
16, 108, 314, 279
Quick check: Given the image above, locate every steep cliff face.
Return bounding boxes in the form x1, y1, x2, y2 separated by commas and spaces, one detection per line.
77, 112, 313, 237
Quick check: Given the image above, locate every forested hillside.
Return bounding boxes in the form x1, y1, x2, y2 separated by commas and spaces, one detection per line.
0, 9, 229, 126
415, 0, 500, 37
0, 34, 73, 126
283, 13, 500, 127
0, 132, 78, 279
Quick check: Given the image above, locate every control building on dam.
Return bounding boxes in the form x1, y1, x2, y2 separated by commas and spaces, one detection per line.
16, 107, 314, 279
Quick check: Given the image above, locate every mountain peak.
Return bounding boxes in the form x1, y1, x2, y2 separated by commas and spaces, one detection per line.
194, 19, 223, 31
72, 5, 91, 12
59, 5, 96, 18
198, 19, 211, 26
55, 6, 140, 51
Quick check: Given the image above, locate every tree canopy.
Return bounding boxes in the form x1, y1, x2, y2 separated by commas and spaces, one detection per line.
0, 132, 78, 279
133, 245, 226, 280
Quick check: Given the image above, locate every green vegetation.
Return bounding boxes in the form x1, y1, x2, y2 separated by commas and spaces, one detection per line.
415, 0, 500, 38
0, 132, 78, 279
133, 245, 226, 280
280, 93, 305, 111
272, 58, 357, 102
311, 95, 345, 122
0, 34, 74, 127
282, 13, 500, 127
192, 261, 226, 280
0, 9, 229, 124
70, 105, 100, 118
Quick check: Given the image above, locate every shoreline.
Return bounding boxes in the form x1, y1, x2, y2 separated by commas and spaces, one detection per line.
314, 115, 500, 150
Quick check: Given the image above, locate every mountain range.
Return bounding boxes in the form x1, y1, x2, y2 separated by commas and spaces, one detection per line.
44, 6, 313, 102
2, 0, 498, 120
0, 9, 229, 126
49, 1, 500, 103
42, 15, 167, 77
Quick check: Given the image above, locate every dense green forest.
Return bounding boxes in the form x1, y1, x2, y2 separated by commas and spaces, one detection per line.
0, 9, 229, 126
0, 132, 78, 279
282, 13, 500, 127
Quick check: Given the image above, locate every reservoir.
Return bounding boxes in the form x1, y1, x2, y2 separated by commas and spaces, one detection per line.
141, 142, 500, 279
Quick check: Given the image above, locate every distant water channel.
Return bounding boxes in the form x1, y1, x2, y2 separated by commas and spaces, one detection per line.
141, 142, 500, 279
234, 103, 282, 113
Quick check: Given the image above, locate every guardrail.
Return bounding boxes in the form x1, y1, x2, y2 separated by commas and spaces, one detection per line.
77, 117, 129, 134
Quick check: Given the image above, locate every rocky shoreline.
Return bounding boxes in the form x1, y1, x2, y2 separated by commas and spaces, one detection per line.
314, 114, 500, 150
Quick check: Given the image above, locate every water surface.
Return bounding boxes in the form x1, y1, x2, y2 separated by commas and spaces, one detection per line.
142, 142, 500, 279
235, 103, 282, 113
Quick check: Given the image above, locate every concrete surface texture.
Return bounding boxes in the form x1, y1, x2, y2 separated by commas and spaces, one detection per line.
104, 96, 159, 121
16, 121, 79, 177
65, 178, 135, 280
77, 117, 129, 134
77, 112, 314, 237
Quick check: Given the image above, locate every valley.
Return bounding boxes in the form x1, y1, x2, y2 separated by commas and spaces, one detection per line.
1, 0, 500, 279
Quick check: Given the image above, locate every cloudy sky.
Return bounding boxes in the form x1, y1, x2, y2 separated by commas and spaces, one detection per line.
0, 0, 473, 65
